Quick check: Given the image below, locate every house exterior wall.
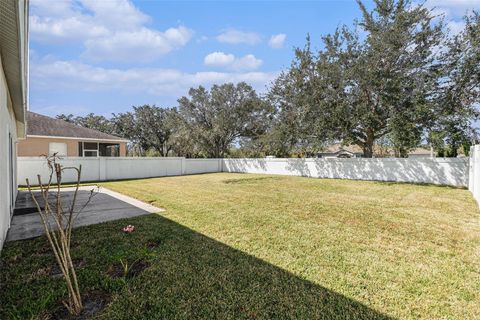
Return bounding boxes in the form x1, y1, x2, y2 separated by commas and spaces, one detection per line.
120, 143, 126, 156
18, 137, 79, 156
18, 137, 127, 157
0, 56, 18, 250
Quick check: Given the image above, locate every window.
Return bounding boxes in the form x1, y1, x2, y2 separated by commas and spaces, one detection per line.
84, 150, 98, 157
78, 142, 120, 157
81, 142, 99, 157
49, 142, 67, 156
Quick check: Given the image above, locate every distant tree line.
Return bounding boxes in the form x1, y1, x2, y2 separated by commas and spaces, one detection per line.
57, 1, 480, 158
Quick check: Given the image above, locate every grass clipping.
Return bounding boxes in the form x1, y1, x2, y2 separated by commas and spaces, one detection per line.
26, 155, 96, 316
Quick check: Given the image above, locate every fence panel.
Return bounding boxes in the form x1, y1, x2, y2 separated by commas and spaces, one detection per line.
18, 156, 469, 188
222, 157, 468, 187
184, 159, 222, 175
104, 157, 183, 180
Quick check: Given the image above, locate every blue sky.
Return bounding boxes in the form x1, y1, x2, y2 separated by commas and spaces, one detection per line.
29, 0, 479, 118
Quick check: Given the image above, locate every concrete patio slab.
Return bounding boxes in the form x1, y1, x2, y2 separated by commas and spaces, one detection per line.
6, 186, 163, 242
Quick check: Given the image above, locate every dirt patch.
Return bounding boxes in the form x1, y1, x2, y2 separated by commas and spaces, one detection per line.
30, 266, 52, 280
146, 239, 161, 249
51, 290, 111, 320
126, 259, 150, 278
50, 259, 87, 278
106, 263, 124, 278
107, 259, 150, 279
37, 244, 53, 256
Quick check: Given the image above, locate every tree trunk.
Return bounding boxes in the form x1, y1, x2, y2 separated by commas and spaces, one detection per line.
362, 129, 375, 158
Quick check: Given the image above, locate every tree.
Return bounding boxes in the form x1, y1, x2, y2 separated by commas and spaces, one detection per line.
111, 112, 138, 155
271, 0, 444, 157
110, 106, 178, 156
76, 113, 112, 133
133, 105, 176, 157
268, 32, 352, 156
56, 113, 113, 134
431, 11, 480, 157
56, 113, 76, 123
178, 82, 270, 158
344, 0, 444, 157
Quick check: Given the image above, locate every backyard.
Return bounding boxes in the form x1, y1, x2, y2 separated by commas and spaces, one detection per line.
0, 173, 479, 319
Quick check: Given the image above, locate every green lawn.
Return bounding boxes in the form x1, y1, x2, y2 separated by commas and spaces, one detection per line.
1, 173, 479, 319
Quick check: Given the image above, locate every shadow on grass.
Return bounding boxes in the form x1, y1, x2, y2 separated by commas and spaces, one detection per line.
100, 215, 393, 319
1, 214, 394, 319
370, 180, 465, 189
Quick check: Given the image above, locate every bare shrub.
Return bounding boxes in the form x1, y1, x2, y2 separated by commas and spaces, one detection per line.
26, 155, 96, 315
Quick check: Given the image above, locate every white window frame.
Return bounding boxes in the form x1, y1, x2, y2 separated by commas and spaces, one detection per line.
82, 141, 99, 157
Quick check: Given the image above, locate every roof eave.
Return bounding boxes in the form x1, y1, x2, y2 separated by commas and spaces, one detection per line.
1, 0, 29, 137
27, 134, 129, 143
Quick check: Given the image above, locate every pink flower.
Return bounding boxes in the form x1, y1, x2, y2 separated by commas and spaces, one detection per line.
122, 225, 135, 233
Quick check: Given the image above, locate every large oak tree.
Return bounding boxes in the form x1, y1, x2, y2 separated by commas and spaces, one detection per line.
178, 82, 270, 158
271, 0, 444, 157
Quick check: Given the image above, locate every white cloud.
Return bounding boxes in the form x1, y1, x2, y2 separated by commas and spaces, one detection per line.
197, 35, 209, 43
29, 0, 193, 62
424, 0, 480, 17
231, 54, 263, 71
216, 29, 262, 45
84, 26, 193, 62
421, 0, 479, 36
204, 52, 262, 71
268, 34, 287, 48
204, 52, 235, 67
446, 20, 467, 35
31, 59, 277, 97
78, 0, 149, 30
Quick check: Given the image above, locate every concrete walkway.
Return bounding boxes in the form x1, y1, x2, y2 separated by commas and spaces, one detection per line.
6, 187, 163, 242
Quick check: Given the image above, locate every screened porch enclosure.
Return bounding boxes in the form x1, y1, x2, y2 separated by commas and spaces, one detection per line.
78, 142, 120, 157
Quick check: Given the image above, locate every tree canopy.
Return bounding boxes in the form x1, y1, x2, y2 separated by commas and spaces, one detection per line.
178, 82, 271, 158
55, 1, 479, 158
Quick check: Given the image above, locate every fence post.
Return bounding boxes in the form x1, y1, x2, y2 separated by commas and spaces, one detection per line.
475, 146, 478, 198
99, 157, 107, 181
181, 157, 187, 175
469, 146, 474, 192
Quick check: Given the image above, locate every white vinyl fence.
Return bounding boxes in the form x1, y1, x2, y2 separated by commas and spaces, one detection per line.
469, 145, 480, 205
17, 157, 223, 185
223, 158, 468, 187
18, 155, 469, 188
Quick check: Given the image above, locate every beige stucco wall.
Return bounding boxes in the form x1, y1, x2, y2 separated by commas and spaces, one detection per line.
18, 137, 127, 157
0, 55, 19, 249
120, 143, 126, 156
18, 137, 79, 156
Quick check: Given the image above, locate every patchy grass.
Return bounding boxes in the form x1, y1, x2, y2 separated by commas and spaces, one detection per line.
1, 173, 479, 319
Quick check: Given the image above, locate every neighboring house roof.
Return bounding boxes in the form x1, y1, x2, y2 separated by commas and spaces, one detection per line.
320, 144, 364, 154
0, 0, 29, 136
321, 144, 434, 157
408, 147, 432, 155
26, 112, 128, 142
